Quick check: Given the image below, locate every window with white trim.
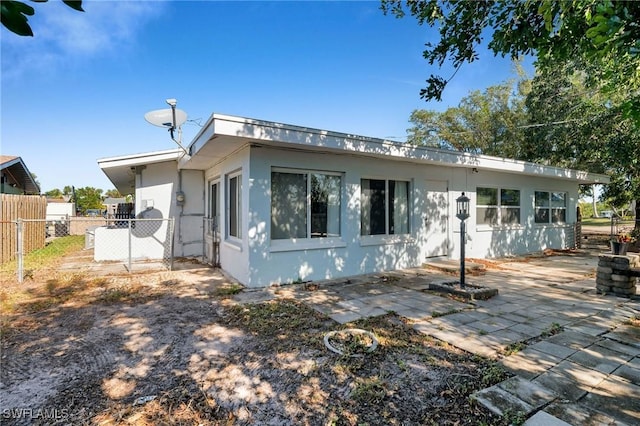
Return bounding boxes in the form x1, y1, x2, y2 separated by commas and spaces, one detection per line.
271, 170, 341, 240
227, 173, 241, 238
361, 179, 410, 235
476, 187, 521, 225
535, 191, 567, 224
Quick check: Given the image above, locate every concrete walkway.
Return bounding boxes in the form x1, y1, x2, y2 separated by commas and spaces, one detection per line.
233, 249, 640, 425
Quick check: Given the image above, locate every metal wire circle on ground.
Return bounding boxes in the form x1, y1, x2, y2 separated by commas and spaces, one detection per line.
323, 328, 379, 356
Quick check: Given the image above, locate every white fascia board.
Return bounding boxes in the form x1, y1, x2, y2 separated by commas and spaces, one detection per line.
187, 114, 216, 153
97, 148, 184, 170
184, 113, 610, 184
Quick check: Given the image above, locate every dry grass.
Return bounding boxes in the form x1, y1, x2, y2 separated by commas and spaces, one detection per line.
1, 251, 513, 425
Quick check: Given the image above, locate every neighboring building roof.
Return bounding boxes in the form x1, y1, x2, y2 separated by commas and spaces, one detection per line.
0, 155, 41, 194
97, 149, 184, 195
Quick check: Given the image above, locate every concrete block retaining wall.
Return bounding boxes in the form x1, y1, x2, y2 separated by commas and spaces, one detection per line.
596, 254, 639, 297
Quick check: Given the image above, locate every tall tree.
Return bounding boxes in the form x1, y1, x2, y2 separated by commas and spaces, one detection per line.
45, 188, 63, 199
381, 0, 640, 119
407, 75, 529, 159
29, 172, 40, 190
1, 0, 83, 36
104, 189, 123, 199
74, 186, 103, 214
384, 0, 640, 233
525, 58, 640, 227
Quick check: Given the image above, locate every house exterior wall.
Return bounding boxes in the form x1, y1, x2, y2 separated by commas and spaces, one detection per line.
242, 147, 452, 287
204, 146, 252, 285
460, 171, 578, 258
176, 169, 205, 257
133, 162, 206, 258
134, 161, 178, 219
199, 146, 581, 287
94, 226, 170, 261
95, 161, 178, 263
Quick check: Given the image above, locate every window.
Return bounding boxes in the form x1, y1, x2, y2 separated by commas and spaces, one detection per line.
361, 179, 410, 236
476, 187, 521, 225
271, 170, 341, 240
228, 174, 241, 238
535, 191, 566, 224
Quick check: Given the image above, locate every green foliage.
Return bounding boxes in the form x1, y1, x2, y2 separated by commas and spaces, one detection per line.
503, 341, 527, 356
501, 408, 527, 426
579, 202, 611, 219
74, 186, 104, 214
541, 322, 562, 338
104, 188, 122, 199
405, 52, 640, 233
407, 64, 529, 158
350, 375, 387, 404
0, 235, 84, 274
381, 0, 640, 117
45, 188, 63, 198
211, 283, 244, 298
29, 172, 40, 190
480, 364, 509, 387
431, 308, 462, 318
1, 0, 83, 36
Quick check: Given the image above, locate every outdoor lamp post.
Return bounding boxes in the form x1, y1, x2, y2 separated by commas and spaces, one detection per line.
456, 192, 470, 288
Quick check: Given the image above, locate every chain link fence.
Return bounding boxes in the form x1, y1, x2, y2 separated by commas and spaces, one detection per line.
1, 218, 174, 283
94, 218, 174, 272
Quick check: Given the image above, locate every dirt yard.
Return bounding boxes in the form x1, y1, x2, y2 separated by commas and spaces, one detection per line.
1, 252, 513, 425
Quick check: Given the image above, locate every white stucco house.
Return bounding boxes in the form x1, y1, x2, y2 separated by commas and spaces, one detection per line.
98, 113, 609, 287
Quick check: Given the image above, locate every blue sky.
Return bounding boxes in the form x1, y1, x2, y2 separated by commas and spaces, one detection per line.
2, 1, 529, 193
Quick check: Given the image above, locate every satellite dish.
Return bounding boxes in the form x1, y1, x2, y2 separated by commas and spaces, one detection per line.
144, 108, 187, 128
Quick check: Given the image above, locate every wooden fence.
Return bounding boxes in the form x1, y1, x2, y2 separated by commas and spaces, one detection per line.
1, 194, 47, 264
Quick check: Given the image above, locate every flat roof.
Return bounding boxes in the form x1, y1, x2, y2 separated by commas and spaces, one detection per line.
182, 113, 610, 184
98, 114, 610, 192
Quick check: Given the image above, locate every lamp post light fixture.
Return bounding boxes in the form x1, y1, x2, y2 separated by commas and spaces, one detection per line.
456, 192, 470, 288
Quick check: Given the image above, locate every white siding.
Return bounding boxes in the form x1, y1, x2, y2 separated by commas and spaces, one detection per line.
237, 146, 580, 287
203, 146, 251, 285
128, 146, 581, 288
244, 147, 457, 287
177, 169, 205, 257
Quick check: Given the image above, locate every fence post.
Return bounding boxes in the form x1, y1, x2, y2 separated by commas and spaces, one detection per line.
128, 219, 132, 272
16, 219, 24, 283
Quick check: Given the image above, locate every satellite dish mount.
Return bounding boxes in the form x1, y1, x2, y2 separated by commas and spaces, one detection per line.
144, 99, 189, 154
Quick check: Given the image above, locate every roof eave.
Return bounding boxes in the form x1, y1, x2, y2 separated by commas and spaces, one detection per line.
182, 114, 611, 184
98, 148, 183, 195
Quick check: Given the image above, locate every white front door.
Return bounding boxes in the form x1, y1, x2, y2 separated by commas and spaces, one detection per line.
423, 180, 449, 257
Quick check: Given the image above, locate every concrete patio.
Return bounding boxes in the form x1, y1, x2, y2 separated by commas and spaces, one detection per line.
233, 249, 640, 425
